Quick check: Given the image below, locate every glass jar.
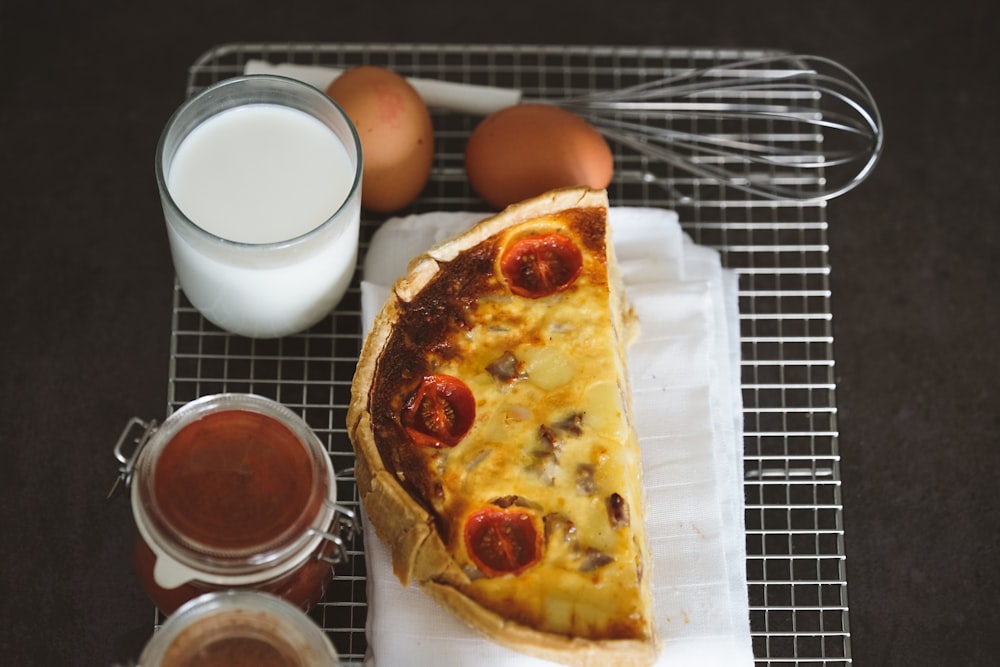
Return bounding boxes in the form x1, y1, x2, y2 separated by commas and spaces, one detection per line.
138, 590, 340, 666
110, 394, 356, 615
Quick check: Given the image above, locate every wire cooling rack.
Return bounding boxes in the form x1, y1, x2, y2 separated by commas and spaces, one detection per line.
165, 43, 850, 665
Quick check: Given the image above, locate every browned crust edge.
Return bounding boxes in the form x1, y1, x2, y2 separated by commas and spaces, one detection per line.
397, 186, 609, 301
421, 579, 659, 667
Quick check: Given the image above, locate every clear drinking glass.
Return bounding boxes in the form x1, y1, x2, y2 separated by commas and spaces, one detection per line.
155, 75, 362, 338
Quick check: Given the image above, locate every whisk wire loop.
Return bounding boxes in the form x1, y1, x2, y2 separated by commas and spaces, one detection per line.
536, 53, 884, 202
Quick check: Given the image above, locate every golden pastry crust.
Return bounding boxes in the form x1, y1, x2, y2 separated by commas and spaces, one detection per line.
348, 187, 657, 666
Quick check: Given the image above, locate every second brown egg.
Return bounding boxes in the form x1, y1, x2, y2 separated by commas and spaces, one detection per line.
464, 104, 614, 210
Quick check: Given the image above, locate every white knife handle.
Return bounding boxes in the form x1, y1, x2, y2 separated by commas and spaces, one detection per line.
243, 60, 521, 116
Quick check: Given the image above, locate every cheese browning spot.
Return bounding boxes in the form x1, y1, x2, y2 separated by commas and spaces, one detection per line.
607, 492, 630, 529
554, 412, 584, 436
528, 424, 561, 486
485, 350, 526, 385
576, 464, 597, 495
579, 546, 615, 572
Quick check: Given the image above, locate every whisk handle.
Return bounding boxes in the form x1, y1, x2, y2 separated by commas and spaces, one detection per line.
411, 77, 521, 114
244, 60, 521, 115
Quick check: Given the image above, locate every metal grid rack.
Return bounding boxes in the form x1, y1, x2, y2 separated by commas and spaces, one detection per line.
167, 42, 850, 665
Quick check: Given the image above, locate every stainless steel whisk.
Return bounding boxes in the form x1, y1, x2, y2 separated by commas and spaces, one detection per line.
247, 52, 884, 202
534, 53, 884, 202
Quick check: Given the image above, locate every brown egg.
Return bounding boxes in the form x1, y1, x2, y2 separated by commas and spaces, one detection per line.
326, 66, 434, 213
464, 104, 614, 210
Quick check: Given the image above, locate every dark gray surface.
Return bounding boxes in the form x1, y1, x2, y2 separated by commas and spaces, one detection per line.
1, 1, 997, 665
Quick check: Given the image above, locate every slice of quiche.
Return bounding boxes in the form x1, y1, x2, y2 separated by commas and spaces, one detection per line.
348, 187, 658, 666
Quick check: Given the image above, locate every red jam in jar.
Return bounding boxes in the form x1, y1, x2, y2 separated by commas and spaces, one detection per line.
127, 394, 348, 615
138, 591, 340, 666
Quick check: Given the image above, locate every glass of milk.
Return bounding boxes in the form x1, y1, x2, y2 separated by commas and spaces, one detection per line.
156, 75, 362, 338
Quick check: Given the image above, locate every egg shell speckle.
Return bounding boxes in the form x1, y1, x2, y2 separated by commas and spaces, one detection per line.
326, 66, 435, 213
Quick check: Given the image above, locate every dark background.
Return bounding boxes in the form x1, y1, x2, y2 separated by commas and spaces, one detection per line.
2, 1, 997, 665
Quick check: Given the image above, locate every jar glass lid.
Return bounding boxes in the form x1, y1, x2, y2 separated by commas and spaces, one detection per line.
134, 394, 335, 573
138, 590, 340, 666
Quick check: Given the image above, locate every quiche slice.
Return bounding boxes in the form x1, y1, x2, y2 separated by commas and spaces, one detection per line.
348, 187, 658, 666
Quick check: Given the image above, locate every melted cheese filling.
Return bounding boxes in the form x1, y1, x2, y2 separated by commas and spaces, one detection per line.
419, 219, 650, 639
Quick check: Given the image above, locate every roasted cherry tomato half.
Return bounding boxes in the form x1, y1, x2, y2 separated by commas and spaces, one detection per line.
464, 506, 542, 577
402, 374, 475, 448
499, 233, 583, 298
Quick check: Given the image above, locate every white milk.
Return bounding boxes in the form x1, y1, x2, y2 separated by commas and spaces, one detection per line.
163, 102, 361, 338
169, 104, 354, 244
